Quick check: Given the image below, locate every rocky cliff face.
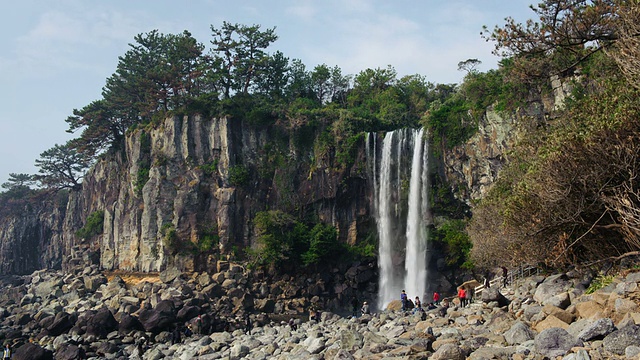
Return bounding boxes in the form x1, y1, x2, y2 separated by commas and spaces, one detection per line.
0, 115, 372, 275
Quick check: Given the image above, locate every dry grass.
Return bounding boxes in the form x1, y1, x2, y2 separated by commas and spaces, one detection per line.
104, 270, 161, 287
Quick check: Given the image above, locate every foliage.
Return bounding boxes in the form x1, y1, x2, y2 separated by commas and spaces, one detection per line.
424, 95, 476, 151
76, 210, 105, 240
247, 210, 347, 269
228, 164, 250, 186
433, 219, 473, 268
162, 223, 178, 255
134, 131, 152, 195
0, 173, 36, 200
34, 142, 93, 191
585, 274, 615, 294
301, 223, 340, 266
200, 160, 218, 177
197, 224, 219, 252
482, 0, 618, 81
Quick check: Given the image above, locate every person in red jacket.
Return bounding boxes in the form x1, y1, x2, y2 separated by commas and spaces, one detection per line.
457, 287, 467, 307
433, 291, 440, 305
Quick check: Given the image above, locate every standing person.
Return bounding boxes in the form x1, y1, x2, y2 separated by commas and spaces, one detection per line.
351, 296, 359, 317
457, 287, 467, 307
433, 291, 440, 305
400, 290, 408, 311
501, 266, 508, 288
414, 296, 422, 309
3, 344, 10, 360
465, 286, 472, 306
245, 314, 252, 334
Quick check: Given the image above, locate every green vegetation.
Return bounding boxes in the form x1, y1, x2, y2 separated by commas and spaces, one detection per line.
469, 1, 640, 269
433, 219, 473, 269
134, 131, 152, 195
76, 210, 105, 240
161, 223, 178, 255
246, 210, 367, 270
585, 274, 615, 295
228, 165, 250, 186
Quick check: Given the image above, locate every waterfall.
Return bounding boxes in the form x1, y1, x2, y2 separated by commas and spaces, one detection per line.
368, 129, 431, 310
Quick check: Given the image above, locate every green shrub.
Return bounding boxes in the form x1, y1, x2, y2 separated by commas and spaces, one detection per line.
161, 223, 178, 254
201, 160, 218, 177
585, 274, 614, 294
76, 211, 105, 240
434, 219, 472, 267
229, 165, 250, 186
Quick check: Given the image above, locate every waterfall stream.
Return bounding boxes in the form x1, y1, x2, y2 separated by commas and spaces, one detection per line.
367, 129, 430, 310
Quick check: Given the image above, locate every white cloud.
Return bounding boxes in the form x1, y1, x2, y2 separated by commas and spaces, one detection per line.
285, 1, 318, 22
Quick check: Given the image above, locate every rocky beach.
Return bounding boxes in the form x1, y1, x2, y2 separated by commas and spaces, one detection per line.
1, 254, 639, 360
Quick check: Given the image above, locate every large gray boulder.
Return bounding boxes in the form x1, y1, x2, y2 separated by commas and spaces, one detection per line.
504, 321, 536, 345
481, 287, 510, 307
534, 327, 582, 358
577, 318, 615, 341
603, 324, 640, 355
534, 274, 572, 303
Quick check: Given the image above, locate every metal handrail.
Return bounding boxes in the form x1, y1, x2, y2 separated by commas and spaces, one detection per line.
474, 265, 539, 296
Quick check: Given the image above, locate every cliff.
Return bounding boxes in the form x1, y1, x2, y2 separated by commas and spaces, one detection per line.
0, 115, 372, 274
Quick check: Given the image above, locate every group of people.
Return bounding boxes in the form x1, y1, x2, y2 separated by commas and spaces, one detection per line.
457, 286, 472, 307
400, 290, 441, 312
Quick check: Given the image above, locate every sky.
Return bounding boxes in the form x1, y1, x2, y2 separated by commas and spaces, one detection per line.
0, 0, 535, 185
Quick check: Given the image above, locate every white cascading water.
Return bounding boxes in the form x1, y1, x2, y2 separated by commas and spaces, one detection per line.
368, 129, 431, 310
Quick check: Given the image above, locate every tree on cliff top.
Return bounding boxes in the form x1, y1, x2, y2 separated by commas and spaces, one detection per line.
469, 0, 640, 269
34, 142, 92, 191
209, 22, 278, 98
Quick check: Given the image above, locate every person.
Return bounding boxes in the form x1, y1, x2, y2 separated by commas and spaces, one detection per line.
361, 301, 370, 315
245, 314, 252, 334
194, 315, 203, 335
420, 307, 427, 321
439, 299, 449, 317
171, 326, 182, 345
458, 287, 467, 307
433, 291, 440, 305
3, 344, 10, 360
288, 317, 297, 331
465, 286, 472, 305
502, 266, 508, 288
400, 290, 408, 311
185, 324, 193, 337
351, 296, 359, 317
427, 302, 437, 310
414, 296, 422, 309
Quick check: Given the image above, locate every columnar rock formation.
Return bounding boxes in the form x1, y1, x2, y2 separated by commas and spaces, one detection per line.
0, 116, 372, 274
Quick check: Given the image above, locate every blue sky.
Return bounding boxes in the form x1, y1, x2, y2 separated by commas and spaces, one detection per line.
0, 0, 534, 185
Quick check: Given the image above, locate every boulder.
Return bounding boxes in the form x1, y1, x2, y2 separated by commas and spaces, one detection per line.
533, 274, 571, 303
85, 307, 118, 338
54, 344, 85, 360
46, 312, 76, 336
481, 287, 509, 307
118, 313, 144, 334
603, 324, 640, 355
534, 327, 582, 358
430, 343, 464, 360
138, 300, 176, 333
159, 267, 182, 283
577, 318, 615, 341
13, 343, 53, 360
504, 321, 536, 345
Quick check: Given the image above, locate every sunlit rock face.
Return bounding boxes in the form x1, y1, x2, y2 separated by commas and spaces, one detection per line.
0, 115, 372, 274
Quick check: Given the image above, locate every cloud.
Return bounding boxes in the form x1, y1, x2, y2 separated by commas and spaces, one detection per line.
285, 1, 318, 22
5, 6, 144, 79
